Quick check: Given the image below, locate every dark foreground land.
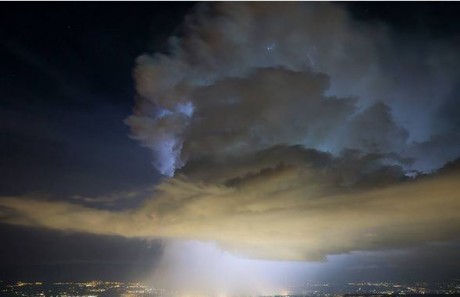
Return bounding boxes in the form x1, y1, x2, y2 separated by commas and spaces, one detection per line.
1, 280, 460, 297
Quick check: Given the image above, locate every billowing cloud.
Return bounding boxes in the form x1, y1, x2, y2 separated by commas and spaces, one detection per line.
1, 1, 460, 280
126, 2, 460, 176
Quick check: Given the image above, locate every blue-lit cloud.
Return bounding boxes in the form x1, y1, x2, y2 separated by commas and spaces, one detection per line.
126, 2, 460, 176
1, 3, 460, 291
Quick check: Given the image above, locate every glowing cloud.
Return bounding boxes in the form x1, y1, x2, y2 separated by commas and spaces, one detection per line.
1, 149, 460, 261
1, 3, 460, 287
126, 2, 460, 175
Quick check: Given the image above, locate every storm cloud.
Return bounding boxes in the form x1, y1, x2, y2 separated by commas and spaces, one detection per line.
126, 2, 460, 176
1, 2, 460, 266
1, 149, 460, 261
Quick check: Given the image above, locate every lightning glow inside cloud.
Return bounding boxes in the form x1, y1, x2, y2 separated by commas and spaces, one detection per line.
126, 2, 460, 175
1, 2, 460, 293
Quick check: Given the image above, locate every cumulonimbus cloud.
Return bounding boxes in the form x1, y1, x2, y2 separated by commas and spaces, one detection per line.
126, 2, 460, 176
1, 2, 460, 263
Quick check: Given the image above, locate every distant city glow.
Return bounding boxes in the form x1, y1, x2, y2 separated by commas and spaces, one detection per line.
2, 279, 460, 296
149, 240, 326, 296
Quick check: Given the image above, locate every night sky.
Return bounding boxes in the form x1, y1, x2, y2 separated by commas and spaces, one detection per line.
0, 2, 194, 282
1, 1, 460, 291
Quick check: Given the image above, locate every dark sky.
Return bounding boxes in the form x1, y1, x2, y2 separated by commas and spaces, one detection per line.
0, 1, 194, 282
0, 2, 196, 198
1, 2, 460, 284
